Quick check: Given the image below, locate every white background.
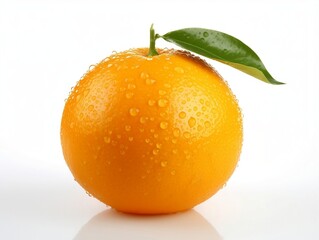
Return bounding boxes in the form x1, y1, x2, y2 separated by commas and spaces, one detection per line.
1, 0, 318, 239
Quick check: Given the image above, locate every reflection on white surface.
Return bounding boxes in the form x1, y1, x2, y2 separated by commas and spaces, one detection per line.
74, 209, 222, 240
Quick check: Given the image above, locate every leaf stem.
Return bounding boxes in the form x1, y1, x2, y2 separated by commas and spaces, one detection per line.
148, 24, 159, 57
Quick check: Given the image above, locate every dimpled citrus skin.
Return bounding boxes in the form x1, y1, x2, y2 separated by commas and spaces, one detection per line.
61, 48, 243, 214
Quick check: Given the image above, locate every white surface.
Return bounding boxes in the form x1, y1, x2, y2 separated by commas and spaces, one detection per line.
1, 0, 318, 239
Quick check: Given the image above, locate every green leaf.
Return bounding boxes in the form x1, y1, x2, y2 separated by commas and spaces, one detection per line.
162, 28, 283, 85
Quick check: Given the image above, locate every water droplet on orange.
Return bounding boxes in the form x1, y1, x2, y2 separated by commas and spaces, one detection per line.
125, 92, 134, 99
140, 72, 149, 79
188, 117, 196, 127
88, 105, 94, 111
148, 99, 156, 106
159, 89, 166, 96
89, 64, 96, 71
131, 64, 140, 70
173, 128, 180, 137
160, 112, 167, 117
86, 191, 92, 197
158, 99, 168, 107
179, 111, 186, 119
127, 83, 136, 90
153, 148, 160, 155
174, 67, 184, 74
146, 78, 156, 85
161, 161, 167, 167
172, 138, 177, 144
129, 107, 139, 116
183, 131, 191, 139
139, 116, 147, 124
204, 121, 211, 128
164, 83, 171, 88
160, 121, 168, 129
125, 125, 131, 131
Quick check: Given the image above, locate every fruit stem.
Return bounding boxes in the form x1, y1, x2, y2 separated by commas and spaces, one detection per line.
148, 24, 159, 57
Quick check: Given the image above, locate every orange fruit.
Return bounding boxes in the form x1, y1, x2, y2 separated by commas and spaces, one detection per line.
61, 48, 243, 214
